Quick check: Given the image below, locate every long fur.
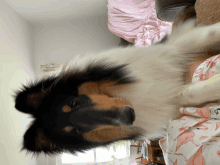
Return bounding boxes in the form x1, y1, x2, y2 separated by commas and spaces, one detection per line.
13, 20, 220, 155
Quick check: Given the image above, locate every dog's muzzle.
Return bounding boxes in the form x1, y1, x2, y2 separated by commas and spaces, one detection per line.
118, 106, 135, 125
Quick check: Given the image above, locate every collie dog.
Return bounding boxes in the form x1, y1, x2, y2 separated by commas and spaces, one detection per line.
14, 20, 220, 155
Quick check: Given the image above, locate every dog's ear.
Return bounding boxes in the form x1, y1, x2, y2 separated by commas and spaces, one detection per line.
14, 86, 49, 115
13, 77, 57, 114
22, 123, 60, 154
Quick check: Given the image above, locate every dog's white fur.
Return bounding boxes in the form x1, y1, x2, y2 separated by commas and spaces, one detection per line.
59, 20, 220, 140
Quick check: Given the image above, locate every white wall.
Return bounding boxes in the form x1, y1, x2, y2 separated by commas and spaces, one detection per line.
0, 0, 35, 165
0, 1, 120, 164
34, 15, 120, 77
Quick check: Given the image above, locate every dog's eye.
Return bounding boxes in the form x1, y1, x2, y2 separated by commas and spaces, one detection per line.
70, 101, 78, 108
72, 126, 81, 134
64, 126, 81, 134
75, 127, 80, 133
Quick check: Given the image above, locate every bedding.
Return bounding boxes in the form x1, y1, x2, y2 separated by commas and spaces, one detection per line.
108, 1, 220, 164
108, 0, 172, 47
160, 55, 220, 165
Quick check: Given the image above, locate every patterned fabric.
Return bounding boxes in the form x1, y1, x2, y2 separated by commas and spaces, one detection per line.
108, 0, 172, 47
159, 55, 220, 165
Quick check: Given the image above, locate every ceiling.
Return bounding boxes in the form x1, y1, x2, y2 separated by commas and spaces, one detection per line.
4, 0, 108, 24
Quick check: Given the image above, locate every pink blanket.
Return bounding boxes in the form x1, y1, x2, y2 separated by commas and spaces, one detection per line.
108, 0, 172, 47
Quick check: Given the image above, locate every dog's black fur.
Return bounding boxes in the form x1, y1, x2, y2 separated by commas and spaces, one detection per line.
14, 64, 143, 155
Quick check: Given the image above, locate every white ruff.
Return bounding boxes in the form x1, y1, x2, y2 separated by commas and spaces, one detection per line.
60, 21, 220, 139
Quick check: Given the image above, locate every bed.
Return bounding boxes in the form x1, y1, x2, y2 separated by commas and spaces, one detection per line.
108, 1, 220, 164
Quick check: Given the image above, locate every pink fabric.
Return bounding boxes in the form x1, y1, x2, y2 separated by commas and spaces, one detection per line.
108, 0, 172, 47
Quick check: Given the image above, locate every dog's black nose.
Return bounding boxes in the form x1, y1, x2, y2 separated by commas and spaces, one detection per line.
119, 106, 135, 125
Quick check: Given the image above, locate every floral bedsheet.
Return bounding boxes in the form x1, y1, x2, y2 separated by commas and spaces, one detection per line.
159, 55, 220, 165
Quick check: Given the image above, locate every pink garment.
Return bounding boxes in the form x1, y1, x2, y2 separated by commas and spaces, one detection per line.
108, 0, 172, 47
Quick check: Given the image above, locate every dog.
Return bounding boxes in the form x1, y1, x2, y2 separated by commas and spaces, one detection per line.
14, 20, 220, 155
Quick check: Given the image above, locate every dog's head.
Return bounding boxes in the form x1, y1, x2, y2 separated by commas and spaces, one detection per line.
14, 64, 144, 155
